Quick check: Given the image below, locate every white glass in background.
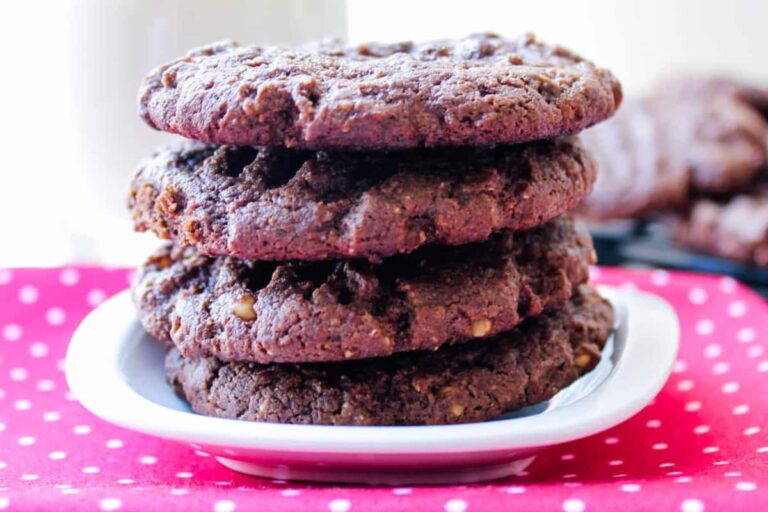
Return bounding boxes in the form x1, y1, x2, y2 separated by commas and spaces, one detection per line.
0, 0, 346, 267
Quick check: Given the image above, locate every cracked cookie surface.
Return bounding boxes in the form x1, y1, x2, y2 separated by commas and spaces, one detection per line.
165, 286, 613, 426
139, 33, 621, 150
129, 137, 596, 261
134, 216, 594, 364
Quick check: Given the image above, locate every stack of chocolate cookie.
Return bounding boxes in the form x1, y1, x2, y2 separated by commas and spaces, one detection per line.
129, 34, 621, 425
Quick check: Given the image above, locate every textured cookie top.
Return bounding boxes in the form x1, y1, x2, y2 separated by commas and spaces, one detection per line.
134, 216, 594, 364
129, 137, 596, 261
166, 286, 613, 426
580, 91, 767, 220
670, 186, 768, 266
139, 33, 622, 150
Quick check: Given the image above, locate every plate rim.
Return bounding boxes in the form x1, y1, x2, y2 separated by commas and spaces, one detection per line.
66, 285, 679, 455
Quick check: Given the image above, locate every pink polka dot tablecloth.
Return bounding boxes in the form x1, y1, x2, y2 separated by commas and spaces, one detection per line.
1, 266, 767, 511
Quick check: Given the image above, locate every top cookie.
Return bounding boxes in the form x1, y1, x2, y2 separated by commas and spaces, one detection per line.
139, 33, 622, 150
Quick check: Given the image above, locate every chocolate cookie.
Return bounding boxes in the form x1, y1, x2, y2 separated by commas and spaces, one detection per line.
129, 137, 596, 261
165, 286, 613, 426
670, 187, 768, 266
134, 216, 594, 364
580, 92, 767, 220
139, 34, 621, 150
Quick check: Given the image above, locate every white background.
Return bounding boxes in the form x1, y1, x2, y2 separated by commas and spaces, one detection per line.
1, 0, 766, 267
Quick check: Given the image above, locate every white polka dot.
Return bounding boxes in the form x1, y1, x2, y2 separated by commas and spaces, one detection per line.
685, 401, 702, 412
653, 443, 669, 450
14, 399, 31, 411
733, 404, 750, 415
604, 437, 619, 445
561, 453, 576, 460
712, 362, 730, 375
49, 451, 67, 460
2, 324, 21, 341
677, 380, 694, 392
695, 320, 715, 336
29, 342, 49, 358
18, 285, 39, 304
703, 446, 719, 454
106, 439, 123, 449
506, 486, 525, 494
688, 287, 708, 305
651, 270, 670, 286
0, 497, 8, 510
758, 361, 768, 372
214, 501, 236, 512
170, 489, 188, 496
722, 382, 740, 394
757, 446, 768, 453
736, 482, 756, 491
59, 268, 80, 286
18, 436, 35, 446
10, 367, 28, 381
737, 328, 756, 343
45, 308, 66, 326
0, 461, 6, 469
21, 474, 39, 481
703, 344, 722, 358
747, 345, 764, 358
728, 301, 747, 318
694, 425, 710, 434
195, 450, 210, 457
328, 499, 351, 512
681, 499, 704, 512
0, 269, 12, 285
673, 360, 688, 373
140, 456, 157, 465
444, 499, 467, 512
719, 276, 738, 293
562, 473, 578, 479
562, 498, 585, 512
659, 462, 675, 468
100, 498, 122, 511
646, 419, 662, 428
744, 426, 761, 436
176, 472, 193, 478
73, 425, 91, 435
87, 289, 107, 307
82, 466, 100, 474
608, 460, 624, 466
0, 423, 5, 431
676, 476, 693, 483
36, 380, 55, 392
281, 489, 300, 496
117, 479, 134, 485
620, 483, 641, 492
61, 489, 79, 495
725, 472, 742, 477
43, 411, 60, 422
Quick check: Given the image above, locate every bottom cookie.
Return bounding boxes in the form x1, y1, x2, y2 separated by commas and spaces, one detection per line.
670, 188, 768, 267
166, 286, 613, 426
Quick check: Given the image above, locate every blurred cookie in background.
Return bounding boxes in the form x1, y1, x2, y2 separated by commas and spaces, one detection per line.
669, 186, 768, 267
580, 78, 767, 221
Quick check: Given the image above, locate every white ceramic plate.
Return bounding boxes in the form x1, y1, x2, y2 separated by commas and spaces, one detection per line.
66, 286, 679, 485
